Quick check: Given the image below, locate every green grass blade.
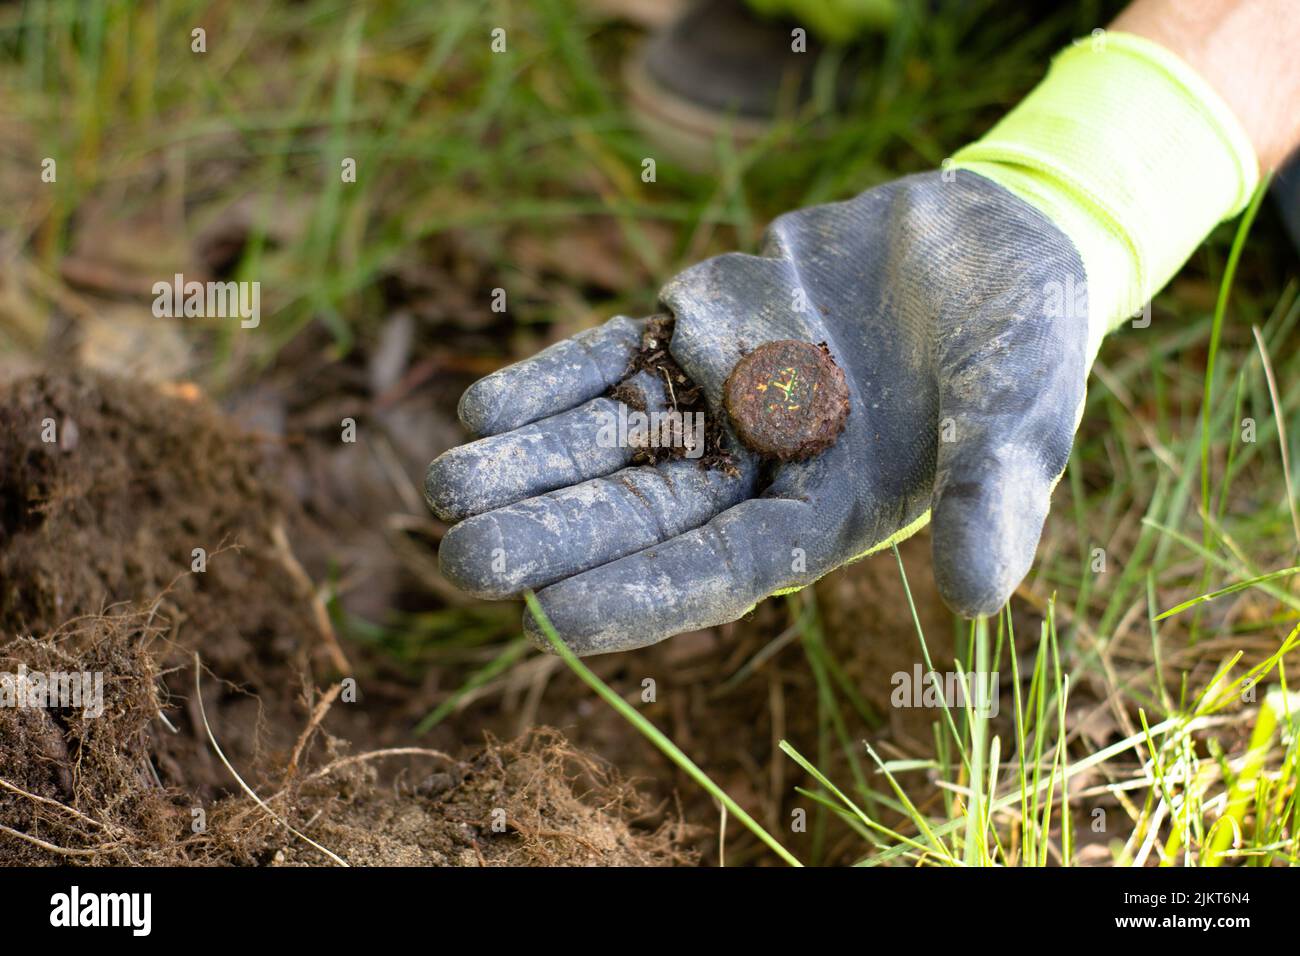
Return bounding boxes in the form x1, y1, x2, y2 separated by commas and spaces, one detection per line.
524, 592, 802, 867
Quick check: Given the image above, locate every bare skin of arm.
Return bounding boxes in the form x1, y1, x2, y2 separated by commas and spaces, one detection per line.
1114, 0, 1300, 171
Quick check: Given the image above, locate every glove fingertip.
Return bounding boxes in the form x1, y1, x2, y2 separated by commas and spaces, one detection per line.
930, 473, 1048, 620
424, 448, 476, 523
456, 376, 505, 437
437, 516, 515, 600
521, 608, 557, 654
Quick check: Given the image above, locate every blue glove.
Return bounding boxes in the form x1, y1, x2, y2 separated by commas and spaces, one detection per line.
426, 170, 1088, 654
428, 31, 1262, 655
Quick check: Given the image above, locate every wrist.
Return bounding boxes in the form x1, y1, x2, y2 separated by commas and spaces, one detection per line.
1114, 0, 1300, 172
951, 31, 1259, 359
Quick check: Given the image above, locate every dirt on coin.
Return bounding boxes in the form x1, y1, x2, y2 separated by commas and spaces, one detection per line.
724, 340, 849, 461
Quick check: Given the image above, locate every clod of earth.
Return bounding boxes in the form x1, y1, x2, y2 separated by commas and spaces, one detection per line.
609, 314, 737, 475
0, 371, 695, 867
723, 340, 849, 461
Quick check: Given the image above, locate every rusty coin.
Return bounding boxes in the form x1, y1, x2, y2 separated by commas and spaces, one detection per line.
723, 339, 850, 461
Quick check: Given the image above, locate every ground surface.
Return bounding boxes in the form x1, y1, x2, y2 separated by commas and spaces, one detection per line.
1, 0, 1297, 867
0, 370, 691, 865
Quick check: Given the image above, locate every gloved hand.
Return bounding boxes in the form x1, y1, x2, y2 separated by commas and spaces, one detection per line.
425, 33, 1257, 655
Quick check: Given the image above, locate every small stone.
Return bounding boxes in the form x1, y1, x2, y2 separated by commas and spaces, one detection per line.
723, 339, 849, 461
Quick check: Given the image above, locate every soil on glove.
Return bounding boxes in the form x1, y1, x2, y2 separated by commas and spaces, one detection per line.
0, 370, 692, 866
609, 314, 738, 475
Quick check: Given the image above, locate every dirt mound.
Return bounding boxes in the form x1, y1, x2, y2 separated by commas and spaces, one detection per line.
0, 370, 319, 686
0, 615, 174, 863
0, 612, 688, 865
0, 368, 343, 798
276, 727, 690, 866
0, 369, 691, 866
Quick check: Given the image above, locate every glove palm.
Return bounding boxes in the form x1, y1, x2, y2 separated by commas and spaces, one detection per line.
426, 170, 1089, 654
